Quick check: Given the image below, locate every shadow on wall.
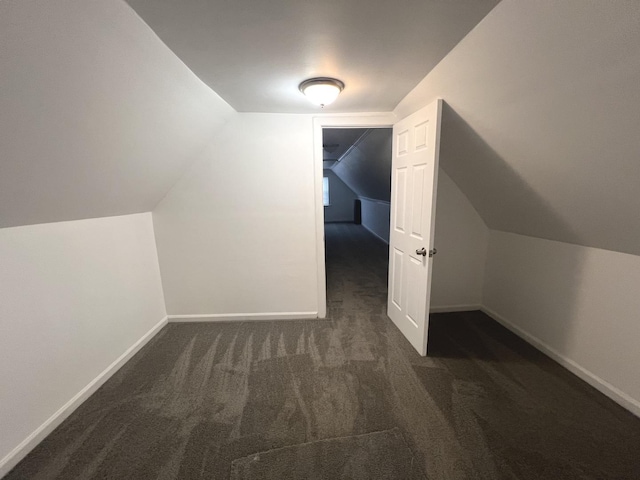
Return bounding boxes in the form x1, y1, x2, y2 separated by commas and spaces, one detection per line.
439, 103, 582, 245
438, 102, 585, 355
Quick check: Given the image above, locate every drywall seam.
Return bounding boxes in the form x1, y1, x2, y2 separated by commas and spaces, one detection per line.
481, 306, 640, 418
168, 312, 318, 322
0, 316, 168, 478
429, 304, 481, 313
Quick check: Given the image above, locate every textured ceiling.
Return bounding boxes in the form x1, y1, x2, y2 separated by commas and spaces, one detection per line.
125, 0, 500, 113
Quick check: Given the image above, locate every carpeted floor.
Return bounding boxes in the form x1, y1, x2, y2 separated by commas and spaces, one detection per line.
6, 223, 640, 479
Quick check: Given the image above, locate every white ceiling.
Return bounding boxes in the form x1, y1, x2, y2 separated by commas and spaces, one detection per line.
0, 0, 233, 229
125, 0, 500, 113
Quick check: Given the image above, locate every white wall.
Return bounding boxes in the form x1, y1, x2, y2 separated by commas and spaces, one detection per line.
153, 112, 486, 318
153, 114, 319, 318
323, 170, 357, 223
0, 213, 166, 475
483, 231, 640, 416
431, 170, 488, 311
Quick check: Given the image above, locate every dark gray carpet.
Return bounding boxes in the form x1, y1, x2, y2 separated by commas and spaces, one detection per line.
6, 223, 640, 479
230, 428, 423, 480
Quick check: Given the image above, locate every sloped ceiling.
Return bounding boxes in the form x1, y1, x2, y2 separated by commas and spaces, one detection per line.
124, 0, 500, 113
396, 0, 640, 256
4, 0, 638, 261
0, 0, 234, 229
323, 128, 369, 169
331, 129, 392, 202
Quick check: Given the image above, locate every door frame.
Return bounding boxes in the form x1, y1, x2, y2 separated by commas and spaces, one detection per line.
313, 112, 397, 318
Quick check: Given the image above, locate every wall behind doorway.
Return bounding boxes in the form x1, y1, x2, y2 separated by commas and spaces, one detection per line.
153, 113, 319, 318
323, 169, 357, 223
331, 129, 393, 241
360, 198, 390, 243
431, 170, 489, 310
327, 126, 489, 309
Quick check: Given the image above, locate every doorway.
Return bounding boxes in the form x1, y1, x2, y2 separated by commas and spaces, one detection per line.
312, 114, 395, 319
314, 101, 443, 355
321, 126, 393, 324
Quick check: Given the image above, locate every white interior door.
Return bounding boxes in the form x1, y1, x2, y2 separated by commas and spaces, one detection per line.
387, 98, 442, 356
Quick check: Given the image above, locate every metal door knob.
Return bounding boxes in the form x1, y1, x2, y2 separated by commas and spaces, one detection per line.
416, 248, 427, 256
429, 248, 437, 257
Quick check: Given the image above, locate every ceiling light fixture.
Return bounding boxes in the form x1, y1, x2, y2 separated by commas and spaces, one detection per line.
299, 77, 345, 108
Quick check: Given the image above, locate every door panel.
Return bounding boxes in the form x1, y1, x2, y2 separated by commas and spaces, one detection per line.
394, 168, 407, 232
397, 129, 409, 155
406, 256, 423, 327
387, 99, 442, 355
411, 164, 426, 238
415, 121, 429, 150
390, 248, 403, 310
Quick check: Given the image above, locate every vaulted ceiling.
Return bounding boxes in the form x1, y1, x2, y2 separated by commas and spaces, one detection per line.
3, 0, 640, 260
124, 0, 500, 113
396, 0, 640, 256
0, 0, 234, 228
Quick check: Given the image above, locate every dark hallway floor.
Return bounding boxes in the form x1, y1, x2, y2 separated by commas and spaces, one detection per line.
6, 223, 640, 479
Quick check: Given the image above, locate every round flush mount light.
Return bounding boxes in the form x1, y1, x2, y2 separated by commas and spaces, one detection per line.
299, 77, 345, 108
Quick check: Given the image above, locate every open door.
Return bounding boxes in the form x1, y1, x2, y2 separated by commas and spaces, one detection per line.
387, 98, 442, 356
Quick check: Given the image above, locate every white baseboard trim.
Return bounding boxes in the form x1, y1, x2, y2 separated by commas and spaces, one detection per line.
430, 304, 481, 313
361, 224, 389, 245
0, 316, 168, 478
481, 306, 640, 418
168, 311, 319, 322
